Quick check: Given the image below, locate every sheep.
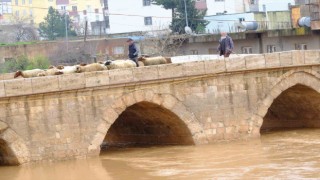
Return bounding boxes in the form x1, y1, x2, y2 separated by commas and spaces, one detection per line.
137, 56, 171, 66
76, 63, 107, 73
14, 69, 45, 78
104, 60, 136, 70
57, 66, 78, 74
38, 67, 63, 76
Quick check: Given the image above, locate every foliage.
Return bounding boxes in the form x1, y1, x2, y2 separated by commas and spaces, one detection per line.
39, 7, 76, 40
0, 55, 50, 73
171, 0, 208, 34
152, 0, 208, 34
152, 0, 178, 18
0, 41, 36, 47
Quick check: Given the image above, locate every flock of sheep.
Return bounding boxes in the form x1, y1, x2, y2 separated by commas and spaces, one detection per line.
14, 56, 172, 78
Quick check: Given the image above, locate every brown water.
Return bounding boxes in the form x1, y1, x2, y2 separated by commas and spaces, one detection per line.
1, 129, 320, 180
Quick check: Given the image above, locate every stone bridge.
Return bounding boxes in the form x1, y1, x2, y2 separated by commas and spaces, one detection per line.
1, 50, 320, 165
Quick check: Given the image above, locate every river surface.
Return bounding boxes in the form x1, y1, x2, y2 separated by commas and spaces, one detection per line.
1, 129, 320, 180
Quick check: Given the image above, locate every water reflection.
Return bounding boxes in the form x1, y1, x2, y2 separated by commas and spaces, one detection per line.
1, 129, 320, 179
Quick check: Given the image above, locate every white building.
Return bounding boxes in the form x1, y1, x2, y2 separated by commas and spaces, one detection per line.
206, 0, 295, 16
106, 0, 172, 34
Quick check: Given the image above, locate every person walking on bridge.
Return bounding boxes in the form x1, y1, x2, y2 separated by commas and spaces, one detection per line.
217, 32, 234, 58
127, 38, 139, 67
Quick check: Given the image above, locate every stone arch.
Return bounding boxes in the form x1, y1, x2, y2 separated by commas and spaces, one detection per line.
88, 91, 207, 154
0, 121, 30, 165
249, 70, 320, 135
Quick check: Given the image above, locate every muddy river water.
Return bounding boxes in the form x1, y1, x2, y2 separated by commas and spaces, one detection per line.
1, 129, 320, 179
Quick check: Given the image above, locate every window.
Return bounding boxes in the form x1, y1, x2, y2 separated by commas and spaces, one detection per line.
191, 50, 199, 55
267, 45, 276, 53
29, 0, 32, 4
113, 46, 124, 55
242, 46, 253, 54
29, 9, 33, 17
144, 17, 152, 25
143, 0, 151, 6
295, 44, 307, 50
22, 0, 25, 5
23, 9, 26, 16
15, 0, 18, 5
250, 0, 257, 4
95, 8, 99, 13
72, 6, 77, 12
96, 15, 99, 21
61, 6, 66, 10
15, 10, 19, 17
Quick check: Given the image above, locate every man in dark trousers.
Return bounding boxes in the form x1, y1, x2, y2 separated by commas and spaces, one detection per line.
127, 38, 139, 67
217, 32, 234, 57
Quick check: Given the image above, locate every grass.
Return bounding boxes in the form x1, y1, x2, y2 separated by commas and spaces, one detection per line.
0, 41, 37, 47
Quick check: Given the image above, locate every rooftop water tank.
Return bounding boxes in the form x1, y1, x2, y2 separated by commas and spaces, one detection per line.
298, 17, 311, 27
241, 21, 259, 31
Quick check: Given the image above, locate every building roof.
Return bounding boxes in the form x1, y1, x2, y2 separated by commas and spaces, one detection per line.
56, 0, 69, 5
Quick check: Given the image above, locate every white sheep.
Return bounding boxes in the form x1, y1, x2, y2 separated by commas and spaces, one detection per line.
57, 66, 78, 74
104, 60, 136, 70
14, 69, 45, 78
38, 67, 63, 76
76, 63, 107, 73
137, 56, 172, 66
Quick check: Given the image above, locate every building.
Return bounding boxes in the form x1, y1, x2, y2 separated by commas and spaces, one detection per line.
0, 0, 12, 24
104, 0, 172, 34
0, 0, 104, 35
205, 0, 295, 15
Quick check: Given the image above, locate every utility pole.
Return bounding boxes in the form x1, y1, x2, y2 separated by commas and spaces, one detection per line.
65, 10, 69, 52
84, 20, 88, 42
183, 0, 192, 34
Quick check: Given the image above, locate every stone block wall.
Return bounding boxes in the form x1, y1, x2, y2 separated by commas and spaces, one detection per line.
0, 50, 320, 164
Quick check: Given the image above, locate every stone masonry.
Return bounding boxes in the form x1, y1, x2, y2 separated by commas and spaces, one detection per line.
0, 50, 320, 165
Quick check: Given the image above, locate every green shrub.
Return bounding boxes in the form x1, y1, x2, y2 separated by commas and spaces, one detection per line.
0, 55, 50, 73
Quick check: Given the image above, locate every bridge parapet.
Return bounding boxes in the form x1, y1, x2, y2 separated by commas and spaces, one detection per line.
0, 50, 319, 98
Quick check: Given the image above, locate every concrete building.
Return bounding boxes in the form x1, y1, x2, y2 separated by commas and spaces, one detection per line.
0, 0, 12, 24
104, 0, 172, 34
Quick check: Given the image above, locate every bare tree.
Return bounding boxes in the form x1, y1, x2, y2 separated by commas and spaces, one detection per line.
141, 28, 190, 57
11, 15, 38, 42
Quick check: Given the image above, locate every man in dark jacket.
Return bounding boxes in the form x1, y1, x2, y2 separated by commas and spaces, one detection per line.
217, 32, 234, 57
127, 38, 139, 67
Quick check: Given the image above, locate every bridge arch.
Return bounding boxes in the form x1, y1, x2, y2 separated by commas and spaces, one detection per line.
0, 121, 30, 165
250, 70, 320, 134
88, 92, 207, 154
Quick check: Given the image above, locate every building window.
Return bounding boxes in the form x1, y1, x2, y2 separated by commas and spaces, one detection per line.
72, 6, 77, 12
191, 50, 199, 55
22, 0, 25, 5
29, 0, 32, 4
250, 0, 257, 4
267, 45, 276, 53
144, 17, 152, 25
23, 9, 27, 16
30, 9, 33, 17
113, 46, 124, 55
15, 0, 18, 5
95, 8, 99, 13
143, 0, 151, 6
61, 6, 66, 10
15, 10, 19, 17
295, 44, 307, 50
96, 15, 99, 21
242, 46, 253, 54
